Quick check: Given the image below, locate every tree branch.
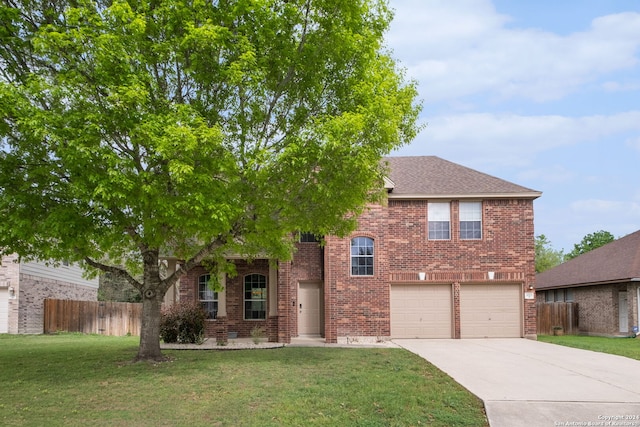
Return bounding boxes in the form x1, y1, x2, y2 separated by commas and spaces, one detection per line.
84, 256, 142, 290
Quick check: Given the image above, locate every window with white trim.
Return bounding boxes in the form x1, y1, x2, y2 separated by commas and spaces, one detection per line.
198, 274, 218, 319
460, 201, 482, 240
351, 237, 374, 276
428, 202, 450, 240
244, 274, 266, 320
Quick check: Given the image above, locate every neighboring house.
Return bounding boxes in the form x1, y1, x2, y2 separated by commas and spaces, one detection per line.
536, 230, 640, 337
174, 156, 541, 343
0, 254, 98, 334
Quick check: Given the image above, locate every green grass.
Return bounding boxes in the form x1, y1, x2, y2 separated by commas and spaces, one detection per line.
0, 334, 487, 427
539, 335, 640, 360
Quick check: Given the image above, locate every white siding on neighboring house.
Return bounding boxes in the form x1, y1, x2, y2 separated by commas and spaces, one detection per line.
0, 288, 8, 333
20, 260, 99, 288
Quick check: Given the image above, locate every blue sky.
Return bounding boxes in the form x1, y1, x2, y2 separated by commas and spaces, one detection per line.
386, 0, 640, 253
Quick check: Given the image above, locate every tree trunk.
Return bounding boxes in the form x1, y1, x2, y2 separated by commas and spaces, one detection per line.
136, 249, 167, 361
136, 292, 165, 361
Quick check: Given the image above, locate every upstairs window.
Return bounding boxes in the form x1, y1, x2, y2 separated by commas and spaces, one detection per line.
460, 201, 482, 240
428, 202, 450, 240
299, 232, 321, 243
351, 237, 374, 276
244, 274, 267, 320
198, 274, 218, 319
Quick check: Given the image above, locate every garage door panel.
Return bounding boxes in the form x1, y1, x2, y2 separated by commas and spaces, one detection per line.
391, 284, 452, 338
461, 284, 521, 338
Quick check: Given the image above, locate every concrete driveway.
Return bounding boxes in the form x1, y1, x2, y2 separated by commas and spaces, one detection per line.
394, 339, 640, 427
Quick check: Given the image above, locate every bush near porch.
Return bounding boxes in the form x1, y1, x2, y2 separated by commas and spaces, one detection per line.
0, 334, 488, 426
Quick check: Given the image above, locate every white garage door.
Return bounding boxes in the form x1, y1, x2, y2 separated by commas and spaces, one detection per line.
460, 284, 521, 338
0, 288, 8, 333
390, 284, 452, 338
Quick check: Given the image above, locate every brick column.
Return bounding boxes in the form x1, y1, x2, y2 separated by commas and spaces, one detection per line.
213, 317, 228, 343
277, 261, 291, 343
453, 282, 461, 339
523, 282, 537, 339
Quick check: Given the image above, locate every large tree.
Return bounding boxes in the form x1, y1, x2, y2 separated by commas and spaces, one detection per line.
534, 234, 564, 273
564, 230, 615, 261
0, 0, 420, 360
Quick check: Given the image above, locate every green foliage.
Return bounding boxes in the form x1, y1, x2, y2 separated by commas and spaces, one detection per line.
98, 272, 141, 302
0, 0, 420, 359
564, 230, 615, 261
159, 301, 206, 344
535, 234, 564, 273
250, 325, 266, 344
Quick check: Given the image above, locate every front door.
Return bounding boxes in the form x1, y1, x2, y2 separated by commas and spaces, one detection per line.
298, 282, 322, 336
619, 291, 629, 333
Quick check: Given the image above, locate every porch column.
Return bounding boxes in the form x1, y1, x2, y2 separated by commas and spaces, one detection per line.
217, 271, 227, 317
268, 261, 278, 316
163, 258, 178, 306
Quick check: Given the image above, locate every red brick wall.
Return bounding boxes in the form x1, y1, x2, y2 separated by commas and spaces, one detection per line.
324, 204, 390, 342
322, 198, 537, 341
182, 197, 538, 342
179, 260, 270, 339
288, 242, 324, 336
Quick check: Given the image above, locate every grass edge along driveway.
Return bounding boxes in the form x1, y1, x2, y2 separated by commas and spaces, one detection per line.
538, 334, 640, 361
1, 334, 488, 427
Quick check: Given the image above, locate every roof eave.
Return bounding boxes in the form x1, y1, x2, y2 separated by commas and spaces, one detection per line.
387, 191, 542, 200
536, 277, 640, 290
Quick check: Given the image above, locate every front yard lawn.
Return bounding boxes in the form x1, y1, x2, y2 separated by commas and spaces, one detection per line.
539, 335, 640, 361
0, 334, 487, 426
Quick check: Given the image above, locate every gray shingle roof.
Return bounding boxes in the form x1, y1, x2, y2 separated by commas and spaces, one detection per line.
383, 156, 540, 198
536, 230, 640, 289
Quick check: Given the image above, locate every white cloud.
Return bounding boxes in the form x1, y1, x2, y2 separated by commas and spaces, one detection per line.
387, 2, 640, 103
398, 111, 640, 167
602, 80, 640, 92
517, 165, 575, 184
625, 136, 640, 151
570, 199, 640, 216
567, 199, 640, 239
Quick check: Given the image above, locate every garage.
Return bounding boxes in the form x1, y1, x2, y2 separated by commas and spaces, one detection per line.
0, 288, 8, 333
390, 284, 452, 338
460, 284, 521, 338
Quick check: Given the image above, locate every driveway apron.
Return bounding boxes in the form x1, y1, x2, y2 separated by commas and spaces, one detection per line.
394, 339, 640, 427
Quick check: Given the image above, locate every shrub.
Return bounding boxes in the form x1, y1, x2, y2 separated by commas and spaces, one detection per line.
250, 326, 265, 344
160, 301, 206, 344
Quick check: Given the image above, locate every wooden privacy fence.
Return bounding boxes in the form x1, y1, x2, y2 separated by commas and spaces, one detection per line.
537, 302, 579, 335
44, 299, 142, 336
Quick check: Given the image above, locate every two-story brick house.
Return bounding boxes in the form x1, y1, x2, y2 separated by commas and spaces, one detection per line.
176, 156, 541, 343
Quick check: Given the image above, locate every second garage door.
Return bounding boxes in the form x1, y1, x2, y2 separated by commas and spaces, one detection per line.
390, 284, 452, 338
460, 284, 521, 338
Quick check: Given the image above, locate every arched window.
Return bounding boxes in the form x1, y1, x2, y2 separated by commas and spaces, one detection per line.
198, 274, 218, 319
351, 237, 374, 276
244, 274, 267, 320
